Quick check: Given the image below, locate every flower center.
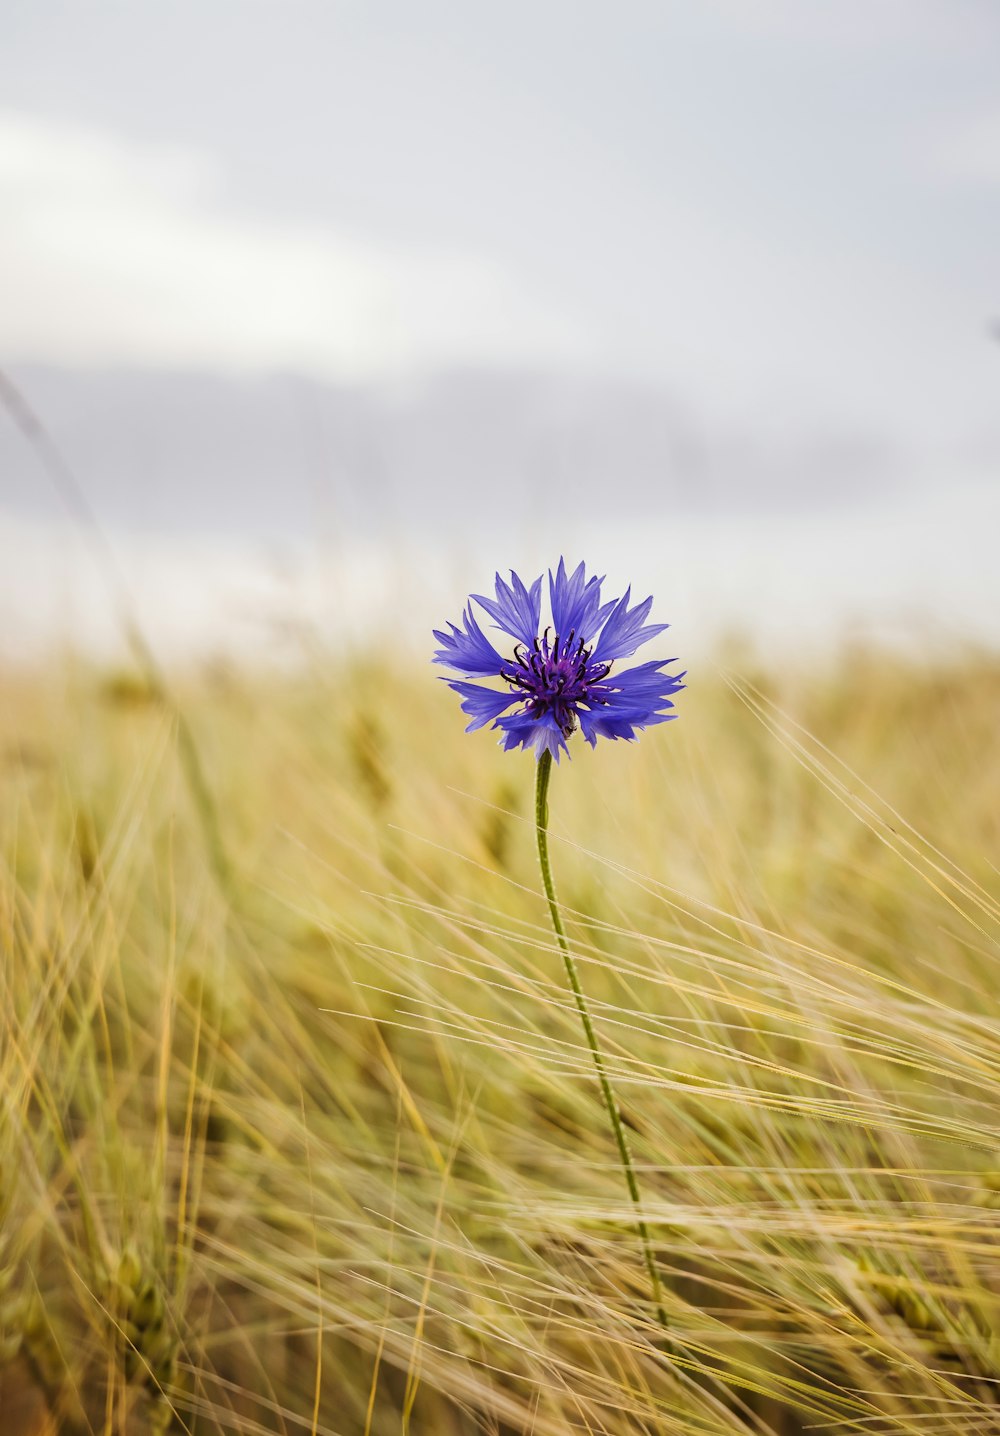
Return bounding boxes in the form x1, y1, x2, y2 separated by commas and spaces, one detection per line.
501, 629, 611, 735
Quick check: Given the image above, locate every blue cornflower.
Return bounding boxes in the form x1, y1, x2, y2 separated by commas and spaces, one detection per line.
433, 559, 685, 761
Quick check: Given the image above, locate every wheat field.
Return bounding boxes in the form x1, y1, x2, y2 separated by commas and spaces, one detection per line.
1, 648, 999, 1434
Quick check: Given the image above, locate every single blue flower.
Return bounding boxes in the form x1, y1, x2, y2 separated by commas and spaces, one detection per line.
433, 559, 685, 761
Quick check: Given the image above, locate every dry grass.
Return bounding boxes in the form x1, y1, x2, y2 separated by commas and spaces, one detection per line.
1, 648, 998, 1434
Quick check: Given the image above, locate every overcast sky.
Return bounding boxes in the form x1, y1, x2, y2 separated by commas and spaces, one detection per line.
2, 2, 999, 658
2, 0, 999, 444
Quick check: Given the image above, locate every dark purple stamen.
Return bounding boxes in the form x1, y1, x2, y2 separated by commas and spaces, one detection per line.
500, 630, 612, 736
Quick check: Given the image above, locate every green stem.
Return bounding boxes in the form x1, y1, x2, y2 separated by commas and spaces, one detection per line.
534, 750, 667, 1330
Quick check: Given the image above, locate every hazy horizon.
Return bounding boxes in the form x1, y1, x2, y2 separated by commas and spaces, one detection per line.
2, 365, 997, 665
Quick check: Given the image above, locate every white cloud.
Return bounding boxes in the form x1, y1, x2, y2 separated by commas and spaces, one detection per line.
0, 112, 592, 377
930, 108, 1000, 184
697, 0, 976, 47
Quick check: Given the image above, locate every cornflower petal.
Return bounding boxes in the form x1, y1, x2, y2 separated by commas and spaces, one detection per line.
591, 588, 670, 663
496, 707, 570, 762
445, 680, 520, 731
471, 570, 543, 646
548, 557, 614, 644
432, 605, 507, 676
